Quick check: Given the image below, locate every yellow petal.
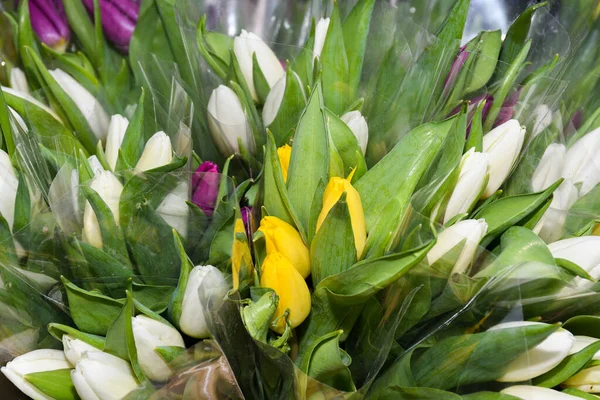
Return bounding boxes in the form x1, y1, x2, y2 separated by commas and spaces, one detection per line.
259, 216, 311, 278
260, 252, 311, 333
277, 144, 292, 182
316, 177, 366, 259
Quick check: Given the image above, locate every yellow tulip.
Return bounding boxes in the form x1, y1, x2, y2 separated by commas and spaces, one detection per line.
277, 144, 292, 182
316, 177, 366, 259
232, 218, 253, 291
259, 216, 310, 278
260, 252, 311, 333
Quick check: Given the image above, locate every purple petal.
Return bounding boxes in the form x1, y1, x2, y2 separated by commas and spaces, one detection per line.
493, 106, 515, 128
570, 109, 583, 131
241, 206, 253, 239
443, 46, 470, 93
192, 161, 220, 217
29, 0, 70, 50
82, 0, 139, 52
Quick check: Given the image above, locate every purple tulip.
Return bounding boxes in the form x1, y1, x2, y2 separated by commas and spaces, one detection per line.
192, 161, 220, 217
82, 0, 139, 53
241, 206, 253, 239
443, 46, 469, 93
25, 0, 71, 52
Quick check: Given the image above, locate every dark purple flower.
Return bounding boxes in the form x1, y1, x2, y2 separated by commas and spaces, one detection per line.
444, 45, 469, 93
26, 0, 70, 52
82, 0, 139, 53
192, 161, 220, 216
241, 206, 253, 239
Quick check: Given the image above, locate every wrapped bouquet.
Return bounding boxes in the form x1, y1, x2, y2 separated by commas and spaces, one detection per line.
2, 0, 600, 399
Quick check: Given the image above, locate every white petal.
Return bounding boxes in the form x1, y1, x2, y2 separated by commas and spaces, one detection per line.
313, 18, 331, 60
263, 74, 286, 127
531, 143, 566, 192
135, 131, 173, 172
76, 352, 138, 400
156, 181, 189, 239
63, 335, 101, 365
341, 111, 369, 156
105, 114, 129, 171
502, 385, 580, 399
207, 85, 252, 155
82, 171, 124, 248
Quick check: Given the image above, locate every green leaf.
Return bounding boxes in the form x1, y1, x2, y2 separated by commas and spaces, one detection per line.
24, 369, 78, 400
561, 388, 599, 400
286, 82, 329, 237
155, 346, 186, 364
266, 66, 307, 146
325, 108, 367, 180
252, 53, 270, 104
116, 90, 146, 171
463, 30, 502, 94
132, 282, 175, 314
533, 340, 600, 387
466, 100, 486, 153
292, 20, 315, 89
47, 323, 106, 350
565, 184, 600, 238
563, 316, 600, 338
0, 89, 13, 153
168, 230, 193, 328
462, 393, 521, 400
241, 289, 278, 343
374, 386, 462, 400
411, 323, 559, 390
62, 0, 96, 59
310, 193, 357, 285
556, 258, 595, 281
16, 0, 42, 94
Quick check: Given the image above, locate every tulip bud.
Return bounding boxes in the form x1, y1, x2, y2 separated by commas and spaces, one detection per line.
207, 85, 253, 156
533, 179, 578, 243
569, 336, 600, 359
82, 171, 123, 248
316, 177, 367, 260
191, 161, 220, 216
9, 68, 29, 94
501, 385, 580, 399
1, 349, 73, 400
135, 131, 173, 172
531, 143, 566, 192
549, 236, 600, 292
276, 144, 292, 182
563, 365, 600, 393
233, 30, 284, 101
489, 321, 574, 382
29, 0, 71, 52
531, 104, 553, 137
179, 265, 227, 339
340, 111, 369, 156
443, 148, 489, 223
49, 69, 110, 141
481, 119, 525, 198
132, 315, 185, 382
156, 181, 189, 239
62, 335, 100, 365
82, 0, 140, 52
71, 351, 138, 400
563, 128, 600, 197
263, 73, 285, 127
258, 216, 310, 279
313, 18, 331, 60
260, 252, 311, 333
427, 219, 488, 275
104, 114, 129, 171
0, 149, 18, 232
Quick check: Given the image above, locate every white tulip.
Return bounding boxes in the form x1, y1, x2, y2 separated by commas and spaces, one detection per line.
501, 385, 580, 399
156, 181, 189, 239
82, 171, 123, 248
531, 143, 566, 192
0, 149, 18, 231
341, 111, 369, 156
533, 179, 578, 243
569, 336, 600, 359
481, 119, 525, 198
444, 149, 489, 223
62, 335, 101, 365
179, 265, 227, 339
489, 321, 574, 382
563, 128, 600, 197
105, 115, 129, 171
564, 365, 600, 393
135, 131, 173, 172
49, 69, 110, 141
531, 104, 553, 138
207, 85, 253, 155
71, 351, 138, 400
132, 315, 185, 382
10, 68, 29, 94
1, 349, 72, 400
233, 30, 284, 101
549, 236, 600, 292
263, 73, 286, 127
427, 219, 488, 275
313, 18, 331, 60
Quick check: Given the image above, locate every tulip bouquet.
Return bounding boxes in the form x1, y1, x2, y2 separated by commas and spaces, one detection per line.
3, 0, 600, 400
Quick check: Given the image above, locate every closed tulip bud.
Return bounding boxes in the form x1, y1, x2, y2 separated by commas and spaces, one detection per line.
444, 148, 489, 223
207, 85, 253, 156
259, 216, 310, 278
501, 385, 580, 399
533, 179, 578, 243
316, 177, 367, 259
260, 252, 311, 333
531, 144, 566, 192
276, 144, 292, 182
82, 0, 140, 52
179, 265, 227, 339
104, 114, 129, 171
563, 365, 600, 393
82, 171, 123, 248
156, 182, 189, 239
71, 351, 138, 400
489, 321, 574, 382
132, 315, 185, 382
135, 131, 173, 172
233, 30, 284, 101
341, 111, 369, 156
191, 161, 220, 216
49, 69, 110, 141
62, 335, 100, 365
1, 349, 72, 400
549, 236, 600, 292
563, 128, 600, 197
481, 119, 525, 198
0, 149, 18, 232
427, 219, 488, 275
313, 18, 330, 60
10, 68, 29, 94
29, 0, 71, 52
569, 336, 600, 359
